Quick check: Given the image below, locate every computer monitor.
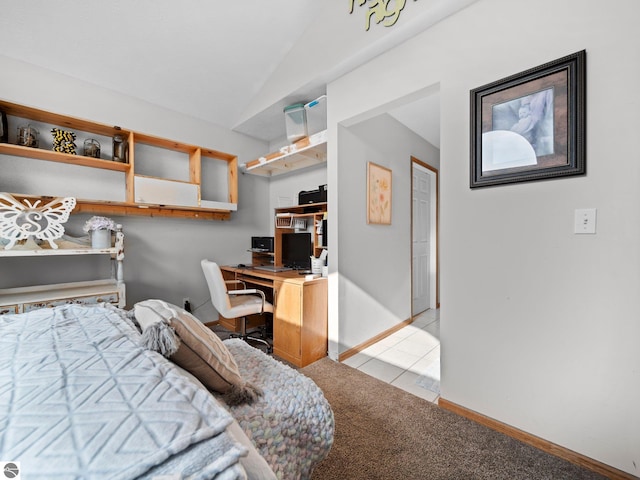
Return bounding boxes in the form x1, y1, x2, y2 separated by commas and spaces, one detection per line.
281, 232, 312, 270
251, 236, 274, 252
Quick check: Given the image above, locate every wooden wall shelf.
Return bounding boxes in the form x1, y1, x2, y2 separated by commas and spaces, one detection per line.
0, 99, 237, 220
0, 143, 131, 171
242, 130, 326, 177
74, 199, 233, 220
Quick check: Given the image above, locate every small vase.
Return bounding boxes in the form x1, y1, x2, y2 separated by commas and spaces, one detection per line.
91, 229, 111, 249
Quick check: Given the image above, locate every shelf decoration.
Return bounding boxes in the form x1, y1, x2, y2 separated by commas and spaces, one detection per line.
0, 193, 76, 250
17, 124, 39, 148
83, 138, 101, 158
51, 128, 77, 155
1, 110, 9, 143
83, 215, 116, 249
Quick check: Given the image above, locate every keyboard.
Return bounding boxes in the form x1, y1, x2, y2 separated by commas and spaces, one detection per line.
254, 265, 293, 273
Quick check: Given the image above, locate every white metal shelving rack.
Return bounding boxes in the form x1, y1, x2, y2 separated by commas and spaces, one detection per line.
0, 227, 125, 315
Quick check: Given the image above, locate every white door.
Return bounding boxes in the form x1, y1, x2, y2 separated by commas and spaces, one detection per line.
412, 163, 432, 314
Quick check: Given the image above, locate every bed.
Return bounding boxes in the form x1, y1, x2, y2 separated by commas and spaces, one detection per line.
0, 302, 334, 480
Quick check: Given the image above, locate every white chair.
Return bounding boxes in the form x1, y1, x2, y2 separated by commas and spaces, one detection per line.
201, 259, 273, 353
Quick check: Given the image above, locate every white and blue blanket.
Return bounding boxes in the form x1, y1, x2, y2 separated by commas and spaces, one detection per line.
0, 304, 247, 480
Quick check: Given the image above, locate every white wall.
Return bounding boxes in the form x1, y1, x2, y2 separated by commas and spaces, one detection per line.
328, 0, 640, 475
237, 0, 478, 127
0, 56, 272, 321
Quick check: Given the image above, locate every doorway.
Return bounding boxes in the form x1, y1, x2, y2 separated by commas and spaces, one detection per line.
411, 157, 438, 317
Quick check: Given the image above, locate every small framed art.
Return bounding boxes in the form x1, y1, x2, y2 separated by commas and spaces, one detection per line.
367, 162, 392, 225
470, 50, 586, 188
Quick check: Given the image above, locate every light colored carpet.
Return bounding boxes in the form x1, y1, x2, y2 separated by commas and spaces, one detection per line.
302, 357, 606, 480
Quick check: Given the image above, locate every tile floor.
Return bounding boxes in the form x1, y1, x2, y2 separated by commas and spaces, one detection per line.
341, 309, 441, 403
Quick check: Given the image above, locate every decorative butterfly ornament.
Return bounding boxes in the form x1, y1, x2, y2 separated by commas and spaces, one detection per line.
0, 193, 76, 250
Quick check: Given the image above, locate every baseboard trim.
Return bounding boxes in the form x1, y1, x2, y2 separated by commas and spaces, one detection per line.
338, 317, 413, 362
438, 398, 638, 480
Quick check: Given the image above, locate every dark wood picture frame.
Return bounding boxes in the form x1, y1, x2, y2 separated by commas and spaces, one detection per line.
470, 50, 586, 188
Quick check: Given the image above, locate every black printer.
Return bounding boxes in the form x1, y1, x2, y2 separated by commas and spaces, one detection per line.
298, 184, 327, 204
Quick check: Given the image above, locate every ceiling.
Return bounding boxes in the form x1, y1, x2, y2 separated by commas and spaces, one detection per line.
0, 0, 475, 146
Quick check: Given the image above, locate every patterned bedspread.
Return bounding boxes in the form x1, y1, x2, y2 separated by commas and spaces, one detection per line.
0, 304, 247, 480
221, 340, 334, 480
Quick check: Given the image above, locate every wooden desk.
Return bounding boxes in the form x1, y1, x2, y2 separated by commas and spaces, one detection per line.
220, 266, 328, 367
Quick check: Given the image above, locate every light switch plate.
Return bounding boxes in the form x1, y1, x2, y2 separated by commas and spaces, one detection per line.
574, 208, 597, 234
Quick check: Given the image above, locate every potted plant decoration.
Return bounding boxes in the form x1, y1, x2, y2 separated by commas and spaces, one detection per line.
83, 215, 116, 249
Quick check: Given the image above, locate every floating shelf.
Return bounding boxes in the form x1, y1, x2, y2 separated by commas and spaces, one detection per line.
0, 143, 131, 172
0, 99, 238, 220
0, 245, 116, 257
243, 130, 327, 177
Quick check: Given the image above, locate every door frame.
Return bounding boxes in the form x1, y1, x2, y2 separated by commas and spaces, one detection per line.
411, 156, 439, 317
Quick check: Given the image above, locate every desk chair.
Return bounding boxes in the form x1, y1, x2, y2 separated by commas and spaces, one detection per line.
201, 259, 273, 353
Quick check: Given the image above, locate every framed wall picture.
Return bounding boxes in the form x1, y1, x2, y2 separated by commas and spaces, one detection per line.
470, 50, 586, 188
367, 162, 392, 225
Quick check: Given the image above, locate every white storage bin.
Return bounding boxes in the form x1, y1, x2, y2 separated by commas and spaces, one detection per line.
305, 95, 327, 136
284, 103, 307, 143
134, 176, 198, 207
